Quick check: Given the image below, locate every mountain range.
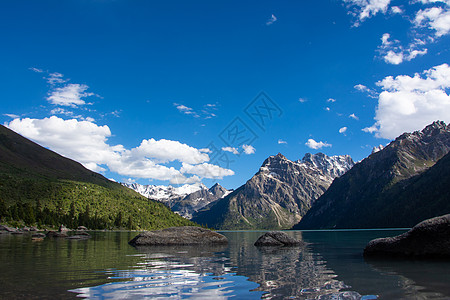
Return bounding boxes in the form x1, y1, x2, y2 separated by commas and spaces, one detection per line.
294, 121, 450, 229
123, 182, 231, 219
0, 125, 194, 229
192, 152, 354, 229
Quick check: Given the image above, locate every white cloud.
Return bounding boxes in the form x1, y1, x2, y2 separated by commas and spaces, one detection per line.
47, 72, 67, 85
29, 67, 43, 73
384, 50, 404, 64
129, 138, 210, 165
379, 33, 428, 64
266, 14, 277, 25
325, 107, 331, 111
354, 84, 369, 92
415, 6, 450, 37
174, 103, 218, 119
50, 107, 74, 116
390, 6, 403, 14
339, 126, 348, 133
174, 103, 198, 117
364, 63, 450, 139
278, 139, 287, 144
298, 98, 307, 103
349, 113, 359, 120
5, 116, 234, 182
327, 98, 336, 103
47, 83, 93, 107
3, 113, 19, 118
344, 0, 391, 22
199, 148, 212, 153
242, 144, 256, 154
222, 146, 239, 155
180, 162, 235, 179
305, 139, 332, 149
169, 174, 201, 185
354, 84, 378, 98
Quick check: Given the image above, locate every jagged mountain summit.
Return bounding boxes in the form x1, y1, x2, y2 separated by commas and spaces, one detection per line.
295, 121, 450, 229
123, 182, 231, 219
192, 152, 354, 230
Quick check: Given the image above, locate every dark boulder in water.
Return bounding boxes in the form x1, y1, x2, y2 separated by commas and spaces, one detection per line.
129, 226, 228, 246
254, 231, 303, 246
364, 214, 450, 257
67, 232, 91, 240
46, 231, 68, 238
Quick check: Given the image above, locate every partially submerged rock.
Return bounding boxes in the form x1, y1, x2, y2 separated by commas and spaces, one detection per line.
364, 214, 450, 257
32, 233, 46, 238
77, 226, 88, 231
254, 231, 303, 247
129, 226, 228, 246
0, 225, 18, 233
46, 231, 68, 238
67, 232, 91, 240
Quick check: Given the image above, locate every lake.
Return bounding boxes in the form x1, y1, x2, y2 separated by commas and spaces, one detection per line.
1, 229, 450, 299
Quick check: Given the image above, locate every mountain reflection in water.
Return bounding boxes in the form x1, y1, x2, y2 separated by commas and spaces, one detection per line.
72, 231, 375, 299
2, 230, 449, 299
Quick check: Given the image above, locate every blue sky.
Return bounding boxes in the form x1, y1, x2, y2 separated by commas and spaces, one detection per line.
1, 0, 450, 190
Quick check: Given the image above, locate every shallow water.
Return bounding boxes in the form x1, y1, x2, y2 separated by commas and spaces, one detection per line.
1, 230, 449, 299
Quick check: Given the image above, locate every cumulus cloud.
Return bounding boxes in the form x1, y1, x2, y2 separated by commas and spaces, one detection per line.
415, 6, 450, 37
305, 139, 332, 149
180, 162, 235, 179
5, 116, 234, 182
222, 146, 239, 155
339, 127, 348, 133
298, 98, 307, 103
278, 139, 287, 144
47, 83, 94, 107
364, 63, 450, 139
327, 98, 336, 103
242, 144, 256, 154
266, 14, 277, 25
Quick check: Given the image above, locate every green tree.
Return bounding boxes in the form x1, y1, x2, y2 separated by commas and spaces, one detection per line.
114, 211, 123, 228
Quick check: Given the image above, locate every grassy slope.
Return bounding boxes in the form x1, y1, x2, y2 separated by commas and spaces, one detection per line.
0, 125, 195, 229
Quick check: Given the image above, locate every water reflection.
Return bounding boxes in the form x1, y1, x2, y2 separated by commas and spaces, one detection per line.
365, 256, 450, 299
71, 244, 262, 299
223, 231, 374, 300
3, 230, 449, 299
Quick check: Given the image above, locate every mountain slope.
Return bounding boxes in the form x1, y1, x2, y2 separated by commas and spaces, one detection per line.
294, 121, 450, 229
0, 125, 194, 229
192, 153, 354, 230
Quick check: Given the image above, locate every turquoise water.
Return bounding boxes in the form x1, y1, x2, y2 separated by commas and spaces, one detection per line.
1, 230, 450, 299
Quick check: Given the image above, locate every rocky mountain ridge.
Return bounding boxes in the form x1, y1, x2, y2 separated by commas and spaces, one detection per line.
123, 182, 231, 219
192, 152, 354, 230
295, 121, 450, 229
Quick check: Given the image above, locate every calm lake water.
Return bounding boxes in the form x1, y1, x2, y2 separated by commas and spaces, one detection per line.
1, 230, 450, 299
